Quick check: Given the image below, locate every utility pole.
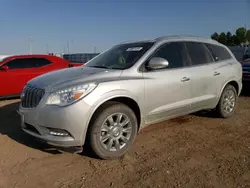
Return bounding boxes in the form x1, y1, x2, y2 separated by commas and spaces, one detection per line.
244, 22, 248, 51
71, 39, 74, 53
63, 45, 66, 54
46, 44, 49, 54
94, 46, 97, 53
28, 37, 33, 54
67, 41, 70, 53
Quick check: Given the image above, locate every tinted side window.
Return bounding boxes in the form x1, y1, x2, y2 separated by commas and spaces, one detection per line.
185, 42, 213, 66
31, 58, 52, 67
6, 58, 51, 70
6, 59, 33, 69
151, 42, 187, 69
205, 43, 232, 61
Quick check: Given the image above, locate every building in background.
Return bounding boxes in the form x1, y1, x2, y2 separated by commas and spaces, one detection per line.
62, 53, 99, 64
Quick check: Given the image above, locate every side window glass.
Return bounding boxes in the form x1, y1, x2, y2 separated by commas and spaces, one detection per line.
185, 42, 213, 66
205, 43, 232, 61
5, 58, 51, 70
33, 58, 51, 67
5, 59, 27, 69
151, 42, 186, 69
23, 58, 51, 68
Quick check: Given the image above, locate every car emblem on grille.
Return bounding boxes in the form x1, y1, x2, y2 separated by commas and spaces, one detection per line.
20, 91, 25, 100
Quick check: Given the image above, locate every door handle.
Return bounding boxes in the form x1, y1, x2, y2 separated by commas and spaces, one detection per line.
181, 77, 190, 82
213, 71, 220, 76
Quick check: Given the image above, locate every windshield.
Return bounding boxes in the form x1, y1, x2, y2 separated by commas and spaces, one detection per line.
85, 42, 154, 70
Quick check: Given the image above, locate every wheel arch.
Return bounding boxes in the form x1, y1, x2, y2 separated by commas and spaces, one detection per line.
82, 95, 142, 145
219, 80, 240, 97
216, 80, 240, 107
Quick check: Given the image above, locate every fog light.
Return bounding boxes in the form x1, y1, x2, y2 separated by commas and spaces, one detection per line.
47, 128, 70, 137
50, 131, 69, 136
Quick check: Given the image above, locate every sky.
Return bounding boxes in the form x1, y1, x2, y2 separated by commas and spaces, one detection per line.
0, 0, 249, 54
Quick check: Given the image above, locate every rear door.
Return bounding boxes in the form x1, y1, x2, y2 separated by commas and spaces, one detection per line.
184, 41, 217, 110
205, 43, 238, 97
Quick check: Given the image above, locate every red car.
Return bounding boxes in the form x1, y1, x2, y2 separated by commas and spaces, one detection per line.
0, 54, 82, 99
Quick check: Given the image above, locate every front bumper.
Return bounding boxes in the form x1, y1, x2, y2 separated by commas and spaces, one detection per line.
18, 98, 93, 147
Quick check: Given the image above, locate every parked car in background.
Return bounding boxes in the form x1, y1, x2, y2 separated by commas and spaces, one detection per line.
242, 46, 250, 61
63, 53, 99, 65
19, 36, 242, 159
0, 54, 81, 99
0, 55, 10, 61
228, 46, 245, 62
241, 57, 250, 86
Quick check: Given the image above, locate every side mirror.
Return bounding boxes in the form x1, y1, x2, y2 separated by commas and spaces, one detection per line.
146, 57, 169, 70
0, 65, 9, 71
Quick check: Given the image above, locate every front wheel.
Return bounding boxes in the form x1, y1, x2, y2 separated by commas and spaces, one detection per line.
216, 84, 237, 118
88, 102, 138, 159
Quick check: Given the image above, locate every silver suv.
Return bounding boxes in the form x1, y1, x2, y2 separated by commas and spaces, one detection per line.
18, 36, 242, 159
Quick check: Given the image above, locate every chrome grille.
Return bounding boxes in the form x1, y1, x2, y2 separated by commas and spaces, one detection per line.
21, 86, 45, 108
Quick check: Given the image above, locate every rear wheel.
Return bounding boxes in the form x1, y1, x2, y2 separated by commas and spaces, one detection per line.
216, 84, 237, 118
88, 102, 138, 159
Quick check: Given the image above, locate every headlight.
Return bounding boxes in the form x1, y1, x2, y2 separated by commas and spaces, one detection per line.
46, 83, 98, 106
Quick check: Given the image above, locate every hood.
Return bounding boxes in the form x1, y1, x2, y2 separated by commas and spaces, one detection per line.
27, 66, 122, 91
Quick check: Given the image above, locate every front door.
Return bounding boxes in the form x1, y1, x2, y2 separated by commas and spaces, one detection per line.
143, 42, 193, 125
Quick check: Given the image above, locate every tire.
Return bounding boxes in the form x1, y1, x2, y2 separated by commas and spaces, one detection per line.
88, 102, 138, 159
216, 84, 237, 118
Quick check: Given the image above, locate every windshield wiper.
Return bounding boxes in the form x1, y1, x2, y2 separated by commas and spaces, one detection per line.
88, 65, 125, 70
89, 65, 109, 69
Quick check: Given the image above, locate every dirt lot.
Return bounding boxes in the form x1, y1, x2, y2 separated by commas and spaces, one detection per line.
1, 93, 250, 188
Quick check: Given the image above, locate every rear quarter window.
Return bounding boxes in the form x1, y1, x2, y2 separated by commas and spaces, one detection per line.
205, 43, 232, 62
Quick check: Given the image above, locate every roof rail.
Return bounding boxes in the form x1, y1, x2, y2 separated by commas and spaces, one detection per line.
154, 35, 216, 42
119, 35, 218, 45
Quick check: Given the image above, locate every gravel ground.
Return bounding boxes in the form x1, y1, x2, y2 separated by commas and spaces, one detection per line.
0, 93, 250, 188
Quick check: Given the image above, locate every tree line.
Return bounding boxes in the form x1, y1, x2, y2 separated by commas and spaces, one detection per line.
211, 27, 250, 46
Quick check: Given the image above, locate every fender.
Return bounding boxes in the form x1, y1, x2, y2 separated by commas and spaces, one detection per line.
216, 78, 240, 105
81, 89, 143, 145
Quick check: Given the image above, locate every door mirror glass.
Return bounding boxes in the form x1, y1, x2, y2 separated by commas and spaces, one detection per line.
147, 57, 169, 70
0, 65, 9, 71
